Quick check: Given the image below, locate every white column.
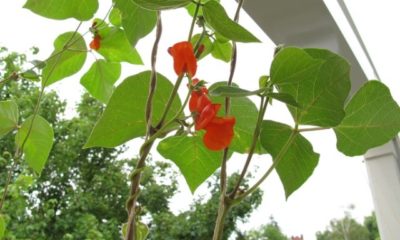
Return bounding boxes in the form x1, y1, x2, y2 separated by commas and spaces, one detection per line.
364, 138, 400, 240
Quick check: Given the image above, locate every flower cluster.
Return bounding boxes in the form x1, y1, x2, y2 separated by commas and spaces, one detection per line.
189, 80, 236, 151
169, 41, 236, 151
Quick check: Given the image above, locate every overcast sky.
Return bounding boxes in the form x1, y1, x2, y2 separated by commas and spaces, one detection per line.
1, 0, 399, 239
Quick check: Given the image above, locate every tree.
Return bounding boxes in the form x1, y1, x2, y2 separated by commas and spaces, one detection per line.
241, 216, 288, 240
146, 173, 262, 240
316, 210, 380, 240
364, 212, 380, 240
1, 48, 130, 239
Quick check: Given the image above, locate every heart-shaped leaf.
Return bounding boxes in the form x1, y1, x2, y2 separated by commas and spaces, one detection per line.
211, 40, 232, 62
271, 47, 351, 127
24, 0, 98, 21
114, 0, 157, 47
203, 1, 259, 43
15, 115, 54, 174
0, 100, 19, 138
42, 32, 87, 87
157, 134, 224, 193
260, 120, 319, 198
96, 27, 143, 64
334, 81, 400, 156
80, 60, 121, 104
85, 71, 182, 148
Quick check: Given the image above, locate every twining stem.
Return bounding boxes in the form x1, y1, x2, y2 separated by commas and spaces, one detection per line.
229, 96, 268, 198
146, 12, 163, 136
125, 141, 153, 240
187, 0, 201, 41
157, 0, 201, 128
125, 12, 162, 240
155, 75, 184, 128
140, 91, 191, 157
213, 1, 245, 239
0, 23, 83, 213
213, 197, 232, 240
235, 128, 298, 202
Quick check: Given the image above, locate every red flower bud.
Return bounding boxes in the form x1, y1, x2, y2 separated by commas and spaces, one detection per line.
168, 41, 197, 77
89, 35, 101, 50
198, 44, 205, 55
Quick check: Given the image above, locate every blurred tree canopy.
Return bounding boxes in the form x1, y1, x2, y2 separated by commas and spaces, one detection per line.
316, 209, 380, 240
238, 216, 289, 240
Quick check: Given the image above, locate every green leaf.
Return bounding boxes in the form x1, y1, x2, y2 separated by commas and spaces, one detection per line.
21, 70, 40, 81
203, 1, 259, 43
97, 27, 143, 64
215, 32, 230, 43
80, 60, 121, 104
121, 221, 148, 240
259, 75, 269, 88
270, 47, 351, 127
209, 82, 264, 154
23, 0, 98, 21
0, 100, 19, 138
191, 34, 213, 60
109, 7, 122, 27
157, 134, 224, 193
42, 32, 87, 87
266, 92, 301, 108
0, 214, 5, 239
30, 60, 46, 69
114, 0, 157, 47
209, 85, 261, 97
136, 222, 149, 240
260, 120, 319, 198
15, 115, 54, 174
85, 71, 182, 148
133, 0, 191, 10
186, 0, 220, 17
211, 40, 232, 62
334, 81, 400, 156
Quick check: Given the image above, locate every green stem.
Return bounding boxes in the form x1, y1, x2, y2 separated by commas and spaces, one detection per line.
212, 196, 231, 240
235, 128, 298, 203
125, 141, 153, 240
156, 75, 184, 128
146, 12, 162, 136
298, 127, 329, 132
0, 151, 18, 211
229, 96, 268, 198
187, 0, 201, 41
213, 1, 245, 239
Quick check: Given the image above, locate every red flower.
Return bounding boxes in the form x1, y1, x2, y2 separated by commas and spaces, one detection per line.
188, 81, 236, 151
203, 117, 236, 151
89, 34, 101, 50
195, 103, 220, 131
168, 41, 197, 77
